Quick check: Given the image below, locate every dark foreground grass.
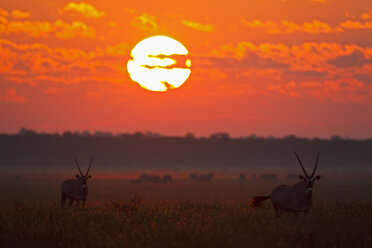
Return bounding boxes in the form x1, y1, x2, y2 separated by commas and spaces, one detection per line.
0, 197, 371, 248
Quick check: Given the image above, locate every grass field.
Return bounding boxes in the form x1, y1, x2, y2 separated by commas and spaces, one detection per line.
0, 178, 371, 247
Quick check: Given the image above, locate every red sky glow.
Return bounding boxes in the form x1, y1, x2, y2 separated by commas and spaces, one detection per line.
1, 0, 372, 138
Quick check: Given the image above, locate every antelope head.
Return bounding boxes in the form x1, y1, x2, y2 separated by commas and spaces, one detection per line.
293, 150, 321, 195
75, 156, 94, 193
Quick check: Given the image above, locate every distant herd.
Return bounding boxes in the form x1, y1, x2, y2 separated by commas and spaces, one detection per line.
60, 150, 322, 216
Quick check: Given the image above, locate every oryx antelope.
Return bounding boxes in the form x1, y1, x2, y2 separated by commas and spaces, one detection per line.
250, 151, 321, 216
61, 157, 94, 207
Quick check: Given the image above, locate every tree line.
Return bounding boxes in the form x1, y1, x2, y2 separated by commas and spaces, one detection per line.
0, 128, 371, 169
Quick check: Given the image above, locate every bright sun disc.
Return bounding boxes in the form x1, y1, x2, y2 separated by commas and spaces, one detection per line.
127, 35, 191, 92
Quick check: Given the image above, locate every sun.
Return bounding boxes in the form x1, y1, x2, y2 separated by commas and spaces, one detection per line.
127, 35, 191, 92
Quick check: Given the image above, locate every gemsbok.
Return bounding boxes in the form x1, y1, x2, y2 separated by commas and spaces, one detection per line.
61, 156, 94, 207
250, 151, 321, 216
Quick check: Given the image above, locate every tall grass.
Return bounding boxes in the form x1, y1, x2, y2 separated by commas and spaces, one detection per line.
0, 197, 371, 248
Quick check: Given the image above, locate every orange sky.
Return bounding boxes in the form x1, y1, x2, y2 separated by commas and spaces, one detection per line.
0, 0, 372, 138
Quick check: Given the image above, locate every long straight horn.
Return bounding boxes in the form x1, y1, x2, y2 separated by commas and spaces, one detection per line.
293, 150, 309, 178
85, 156, 94, 176
75, 157, 83, 176
311, 151, 320, 177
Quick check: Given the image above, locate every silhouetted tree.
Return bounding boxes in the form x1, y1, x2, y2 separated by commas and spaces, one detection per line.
331, 135, 343, 141
94, 131, 113, 137
18, 128, 37, 136
186, 132, 195, 139
210, 132, 230, 140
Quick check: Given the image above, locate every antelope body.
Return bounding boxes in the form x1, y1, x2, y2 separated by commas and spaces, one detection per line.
250, 151, 321, 216
61, 157, 94, 207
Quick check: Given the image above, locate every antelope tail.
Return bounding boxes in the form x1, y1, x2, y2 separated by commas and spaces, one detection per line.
250, 196, 270, 207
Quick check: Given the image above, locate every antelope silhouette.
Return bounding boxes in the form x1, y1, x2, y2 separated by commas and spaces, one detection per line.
61, 157, 94, 207
250, 151, 321, 216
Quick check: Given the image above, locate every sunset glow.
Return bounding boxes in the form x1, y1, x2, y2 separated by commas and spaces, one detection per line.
127, 35, 191, 92
0, 1, 371, 138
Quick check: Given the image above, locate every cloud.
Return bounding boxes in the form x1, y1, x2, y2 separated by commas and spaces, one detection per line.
361, 13, 370, 20
0, 9, 8, 23
218, 42, 372, 72
242, 19, 340, 34
1, 35, 371, 105
310, 79, 369, 103
327, 51, 372, 68
354, 74, 372, 85
310, 0, 326, 4
191, 67, 228, 82
267, 81, 301, 98
11, 10, 31, 19
54, 20, 95, 39
205, 51, 289, 69
131, 13, 158, 31
210, 41, 372, 102
302, 20, 338, 33
0, 39, 128, 87
287, 69, 328, 78
0, 88, 26, 102
44, 88, 66, 95
63, 2, 105, 18
182, 20, 214, 32
268, 79, 370, 103
360, 9, 372, 20
0, 19, 95, 38
339, 20, 372, 30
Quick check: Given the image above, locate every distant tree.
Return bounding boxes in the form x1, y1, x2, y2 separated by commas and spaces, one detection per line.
145, 131, 161, 138
248, 134, 257, 139
73, 131, 81, 136
117, 133, 130, 138
62, 131, 76, 138
52, 132, 60, 137
133, 132, 144, 139
186, 132, 195, 139
94, 131, 113, 137
284, 135, 296, 140
18, 128, 37, 136
210, 132, 230, 140
331, 135, 342, 141
80, 130, 91, 137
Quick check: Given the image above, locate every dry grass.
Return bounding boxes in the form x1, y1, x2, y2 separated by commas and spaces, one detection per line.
0, 198, 371, 248
0, 178, 371, 247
